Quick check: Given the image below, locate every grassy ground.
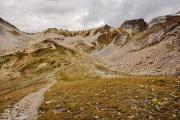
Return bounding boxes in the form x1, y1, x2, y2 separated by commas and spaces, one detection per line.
39, 76, 180, 120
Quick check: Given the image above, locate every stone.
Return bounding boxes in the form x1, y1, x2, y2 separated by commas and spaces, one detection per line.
128, 115, 135, 119
94, 115, 99, 119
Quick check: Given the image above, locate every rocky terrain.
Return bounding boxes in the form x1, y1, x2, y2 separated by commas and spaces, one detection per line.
0, 12, 180, 76
0, 12, 179, 120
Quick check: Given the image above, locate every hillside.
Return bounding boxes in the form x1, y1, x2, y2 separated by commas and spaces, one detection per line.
0, 13, 179, 76
0, 12, 179, 120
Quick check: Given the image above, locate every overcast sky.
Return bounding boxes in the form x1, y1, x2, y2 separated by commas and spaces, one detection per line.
0, 0, 180, 32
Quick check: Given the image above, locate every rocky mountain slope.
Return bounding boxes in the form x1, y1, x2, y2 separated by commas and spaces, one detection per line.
97, 15, 180, 76
0, 12, 180, 77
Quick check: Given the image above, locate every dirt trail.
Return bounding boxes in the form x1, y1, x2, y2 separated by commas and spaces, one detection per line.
0, 67, 63, 120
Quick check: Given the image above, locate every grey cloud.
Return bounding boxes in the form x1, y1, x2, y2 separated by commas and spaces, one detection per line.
0, 0, 179, 32
82, 0, 180, 27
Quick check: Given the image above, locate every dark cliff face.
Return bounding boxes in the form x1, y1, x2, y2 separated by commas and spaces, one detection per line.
121, 19, 148, 32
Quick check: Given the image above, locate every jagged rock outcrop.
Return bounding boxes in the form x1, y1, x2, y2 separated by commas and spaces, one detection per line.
121, 19, 148, 32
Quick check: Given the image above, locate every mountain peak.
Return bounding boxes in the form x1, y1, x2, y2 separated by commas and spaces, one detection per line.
120, 18, 148, 32
102, 24, 112, 29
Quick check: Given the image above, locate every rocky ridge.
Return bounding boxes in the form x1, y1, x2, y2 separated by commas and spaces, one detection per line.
0, 12, 180, 76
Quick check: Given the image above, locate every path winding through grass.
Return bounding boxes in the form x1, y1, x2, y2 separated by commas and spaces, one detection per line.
0, 65, 71, 120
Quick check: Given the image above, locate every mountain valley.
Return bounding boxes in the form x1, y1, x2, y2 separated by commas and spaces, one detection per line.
0, 11, 180, 120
